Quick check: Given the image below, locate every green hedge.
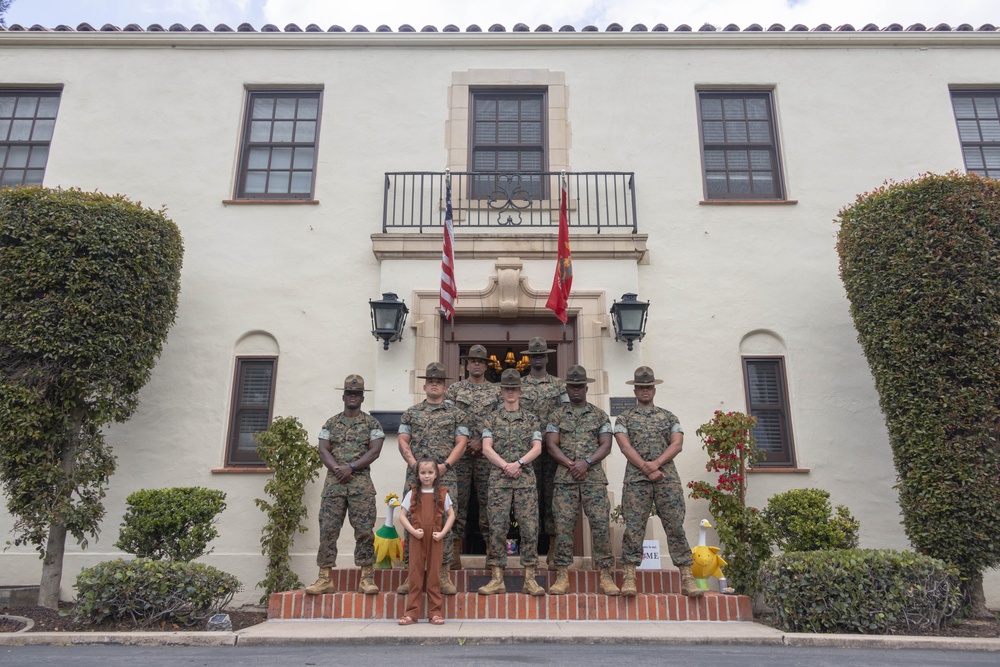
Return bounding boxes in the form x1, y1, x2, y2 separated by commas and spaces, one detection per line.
763, 488, 859, 553
760, 549, 961, 634
836, 173, 1000, 597
115, 487, 226, 561
73, 558, 241, 627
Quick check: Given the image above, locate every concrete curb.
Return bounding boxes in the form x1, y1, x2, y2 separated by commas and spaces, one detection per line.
1, 620, 998, 651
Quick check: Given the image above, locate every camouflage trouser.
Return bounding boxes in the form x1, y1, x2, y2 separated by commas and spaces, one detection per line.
453, 454, 491, 544
401, 467, 457, 567
552, 483, 614, 569
486, 485, 539, 568
533, 450, 557, 540
621, 475, 693, 566
316, 475, 377, 568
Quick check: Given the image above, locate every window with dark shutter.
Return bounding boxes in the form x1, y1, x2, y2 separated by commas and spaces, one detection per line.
225, 357, 277, 466
951, 90, 1000, 179
470, 90, 547, 198
697, 90, 784, 200
235, 90, 321, 199
742, 357, 796, 467
0, 90, 61, 188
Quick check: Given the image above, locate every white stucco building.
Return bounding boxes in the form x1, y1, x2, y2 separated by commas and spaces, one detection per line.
1, 18, 998, 606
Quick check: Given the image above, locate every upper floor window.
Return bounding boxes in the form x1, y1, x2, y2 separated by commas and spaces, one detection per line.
470, 89, 546, 198
951, 90, 1000, 178
236, 90, 321, 199
225, 357, 277, 466
0, 90, 61, 188
743, 356, 796, 467
697, 90, 784, 200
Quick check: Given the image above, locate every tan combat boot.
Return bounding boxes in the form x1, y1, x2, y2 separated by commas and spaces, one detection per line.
478, 566, 506, 595
396, 575, 409, 595
621, 564, 638, 597
522, 566, 546, 596
440, 564, 458, 595
599, 567, 621, 596
357, 565, 379, 595
304, 567, 336, 595
679, 565, 705, 598
548, 566, 570, 595
450, 538, 463, 570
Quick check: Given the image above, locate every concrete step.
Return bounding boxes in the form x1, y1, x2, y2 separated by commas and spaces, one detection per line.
268, 568, 752, 622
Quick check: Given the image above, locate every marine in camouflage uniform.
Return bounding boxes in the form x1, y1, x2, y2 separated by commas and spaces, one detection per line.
396, 362, 469, 595
444, 344, 501, 568
306, 374, 385, 596
613, 366, 702, 598
477, 368, 546, 596
545, 365, 620, 596
517, 337, 568, 560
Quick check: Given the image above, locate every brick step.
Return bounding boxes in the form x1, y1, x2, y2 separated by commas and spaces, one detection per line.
268, 569, 752, 622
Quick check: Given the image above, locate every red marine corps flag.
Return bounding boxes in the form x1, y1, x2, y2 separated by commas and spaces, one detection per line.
545, 173, 572, 323
439, 172, 457, 321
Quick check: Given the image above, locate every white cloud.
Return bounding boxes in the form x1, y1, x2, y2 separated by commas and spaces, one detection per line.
261, 0, 1000, 31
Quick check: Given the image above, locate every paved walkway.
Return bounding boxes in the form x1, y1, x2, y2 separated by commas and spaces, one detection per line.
1, 619, 998, 651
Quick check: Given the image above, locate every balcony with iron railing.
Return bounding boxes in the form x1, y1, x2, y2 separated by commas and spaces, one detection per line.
374, 170, 647, 262
382, 171, 638, 233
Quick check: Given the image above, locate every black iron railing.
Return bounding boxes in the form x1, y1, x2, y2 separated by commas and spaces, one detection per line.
382, 171, 638, 233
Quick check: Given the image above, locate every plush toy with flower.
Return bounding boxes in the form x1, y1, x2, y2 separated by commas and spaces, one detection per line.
374, 493, 404, 568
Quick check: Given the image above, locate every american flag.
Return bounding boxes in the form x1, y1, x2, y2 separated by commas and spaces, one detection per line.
440, 175, 457, 321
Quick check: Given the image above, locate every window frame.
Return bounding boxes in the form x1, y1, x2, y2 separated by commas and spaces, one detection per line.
224, 356, 278, 467
234, 89, 323, 200
696, 89, 785, 201
468, 88, 548, 199
742, 356, 796, 467
950, 89, 1000, 179
0, 88, 61, 189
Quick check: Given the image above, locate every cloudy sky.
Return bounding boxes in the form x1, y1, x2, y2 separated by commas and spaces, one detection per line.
3, 0, 998, 31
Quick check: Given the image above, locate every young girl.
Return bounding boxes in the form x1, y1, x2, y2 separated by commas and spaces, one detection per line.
398, 458, 455, 625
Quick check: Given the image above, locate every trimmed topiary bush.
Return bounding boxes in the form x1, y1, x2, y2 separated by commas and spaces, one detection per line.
836, 172, 1000, 614
760, 549, 961, 634
0, 186, 183, 607
73, 558, 241, 627
763, 488, 859, 553
115, 487, 227, 561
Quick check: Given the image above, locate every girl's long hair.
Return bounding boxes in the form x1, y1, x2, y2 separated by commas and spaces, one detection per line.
410, 457, 441, 515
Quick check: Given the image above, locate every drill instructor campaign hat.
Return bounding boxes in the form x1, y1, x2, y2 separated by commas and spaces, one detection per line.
499, 368, 523, 387
462, 344, 491, 361
625, 366, 664, 386
417, 361, 451, 380
520, 337, 556, 355
337, 374, 371, 392
564, 365, 597, 385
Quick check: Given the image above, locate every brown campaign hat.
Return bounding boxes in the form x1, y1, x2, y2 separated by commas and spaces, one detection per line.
565, 365, 596, 385
520, 337, 556, 355
499, 368, 523, 387
626, 366, 664, 386
336, 374, 371, 392
417, 361, 451, 380
462, 344, 490, 361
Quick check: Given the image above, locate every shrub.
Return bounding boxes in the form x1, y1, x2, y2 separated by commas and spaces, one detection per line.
836, 172, 1000, 614
763, 488, 859, 553
760, 549, 962, 634
0, 186, 183, 607
73, 558, 241, 627
688, 410, 772, 599
115, 487, 227, 561
254, 416, 322, 603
